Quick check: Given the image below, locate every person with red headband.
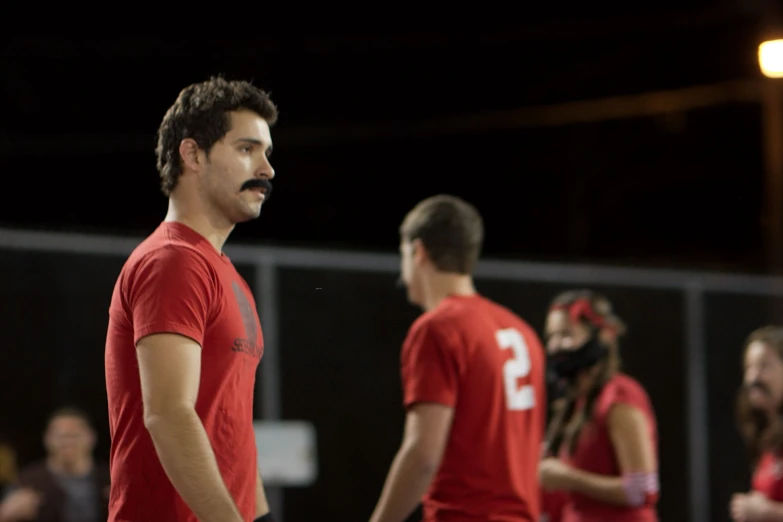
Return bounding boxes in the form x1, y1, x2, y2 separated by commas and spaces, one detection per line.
538, 289, 659, 522
730, 326, 783, 521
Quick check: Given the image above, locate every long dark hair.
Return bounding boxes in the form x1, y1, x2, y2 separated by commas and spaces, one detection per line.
544, 289, 626, 456
736, 326, 783, 463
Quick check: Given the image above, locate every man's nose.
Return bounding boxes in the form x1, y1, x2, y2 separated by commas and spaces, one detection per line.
257, 157, 275, 179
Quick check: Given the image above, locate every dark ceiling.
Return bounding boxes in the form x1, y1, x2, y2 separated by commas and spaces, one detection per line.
1, 2, 781, 273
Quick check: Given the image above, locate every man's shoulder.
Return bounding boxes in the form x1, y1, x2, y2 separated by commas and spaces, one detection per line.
446, 295, 536, 333
475, 295, 528, 321
123, 237, 214, 281
17, 460, 52, 484
479, 297, 541, 340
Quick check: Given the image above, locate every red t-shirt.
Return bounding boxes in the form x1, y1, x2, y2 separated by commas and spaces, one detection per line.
752, 451, 783, 501
401, 293, 546, 521
541, 486, 568, 522
558, 374, 658, 522
105, 222, 264, 521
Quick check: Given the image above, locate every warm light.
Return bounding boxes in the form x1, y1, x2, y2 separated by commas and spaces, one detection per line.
759, 39, 783, 78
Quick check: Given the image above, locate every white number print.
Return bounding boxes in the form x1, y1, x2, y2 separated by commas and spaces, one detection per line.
496, 328, 535, 411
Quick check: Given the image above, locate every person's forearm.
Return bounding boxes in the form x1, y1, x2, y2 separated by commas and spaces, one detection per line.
255, 468, 270, 518
145, 407, 243, 522
369, 445, 437, 522
761, 499, 783, 520
565, 468, 629, 506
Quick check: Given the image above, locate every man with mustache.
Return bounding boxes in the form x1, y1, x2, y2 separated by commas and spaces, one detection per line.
732, 326, 783, 521
104, 76, 278, 522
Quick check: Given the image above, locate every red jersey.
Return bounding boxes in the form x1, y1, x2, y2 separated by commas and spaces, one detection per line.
752, 452, 783, 501
401, 293, 546, 521
541, 486, 568, 522
558, 373, 658, 522
105, 222, 264, 521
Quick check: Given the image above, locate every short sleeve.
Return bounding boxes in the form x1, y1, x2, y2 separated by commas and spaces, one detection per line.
126, 246, 216, 347
401, 320, 459, 409
595, 376, 648, 421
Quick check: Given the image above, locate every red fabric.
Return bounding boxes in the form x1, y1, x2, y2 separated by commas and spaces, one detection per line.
541, 489, 568, 522
752, 452, 783, 501
550, 299, 608, 331
105, 222, 263, 521
401, 294, 546, 521
559, 374, 658, 522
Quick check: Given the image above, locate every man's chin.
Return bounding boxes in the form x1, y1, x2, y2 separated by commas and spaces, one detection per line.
233, 206, 263, 223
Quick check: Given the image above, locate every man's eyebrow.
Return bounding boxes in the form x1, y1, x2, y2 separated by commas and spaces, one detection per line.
234, 138, 264, 146
235, 138, 272, 155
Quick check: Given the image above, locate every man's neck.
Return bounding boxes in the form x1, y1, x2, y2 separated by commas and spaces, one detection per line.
421, 274, 476, 311
165, 198, 234, 254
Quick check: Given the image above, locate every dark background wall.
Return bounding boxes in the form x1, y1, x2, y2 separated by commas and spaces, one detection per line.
2, 6, 783, 521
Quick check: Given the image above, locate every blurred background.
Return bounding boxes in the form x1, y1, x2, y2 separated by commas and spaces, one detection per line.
2, 2, 783, 521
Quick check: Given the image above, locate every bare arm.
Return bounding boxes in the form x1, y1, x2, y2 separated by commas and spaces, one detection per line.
138, 333, 244, 522
0, 488, 41, 522
565, 403, 656, 506
369, 403, 454, 522
731, 491, 783, 521
760, 500, 783, 520
756, 499, 783, 521
255, 467, 270, 518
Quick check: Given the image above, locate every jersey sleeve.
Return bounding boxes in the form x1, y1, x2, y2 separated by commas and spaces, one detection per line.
126, 246, 216, 347
400, 319, 460, 409
595, 376, 650, 421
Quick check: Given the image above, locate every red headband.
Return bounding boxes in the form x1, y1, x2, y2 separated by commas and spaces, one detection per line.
550, 297, 613, 331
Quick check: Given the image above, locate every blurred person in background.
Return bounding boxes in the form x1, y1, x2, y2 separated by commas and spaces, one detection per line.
731, 326, 783, 521
369, 195, 547, 522
0, 440, 17, 500
0, 407, 109, 522
539, 290, 659, 522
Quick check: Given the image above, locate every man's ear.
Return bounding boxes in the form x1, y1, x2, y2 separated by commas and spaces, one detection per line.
179, 138, 204, 172
412, 238, 428, 264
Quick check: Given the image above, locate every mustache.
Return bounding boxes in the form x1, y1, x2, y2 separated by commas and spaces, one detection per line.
241, 178, 273, 199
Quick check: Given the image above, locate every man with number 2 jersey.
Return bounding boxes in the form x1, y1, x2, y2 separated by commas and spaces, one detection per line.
369, 195, 547, 522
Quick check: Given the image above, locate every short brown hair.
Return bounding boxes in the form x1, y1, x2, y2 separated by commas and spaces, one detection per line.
399, 195, 483, 274
155, 76, 279, 196
736, 326, 783, 463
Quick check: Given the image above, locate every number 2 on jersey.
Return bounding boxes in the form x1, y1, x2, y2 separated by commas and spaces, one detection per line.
496, 328, 535, 411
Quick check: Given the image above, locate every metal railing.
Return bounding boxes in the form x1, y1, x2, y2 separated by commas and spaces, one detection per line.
2, 225, 783, 522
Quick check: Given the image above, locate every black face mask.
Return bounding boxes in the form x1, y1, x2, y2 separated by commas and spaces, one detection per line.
546, 335, 608, 398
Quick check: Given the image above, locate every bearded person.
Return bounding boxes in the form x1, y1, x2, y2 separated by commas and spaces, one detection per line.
731, 326, 783, 522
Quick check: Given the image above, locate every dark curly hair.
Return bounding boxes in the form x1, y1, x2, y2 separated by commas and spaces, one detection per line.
155, 76, 279, 196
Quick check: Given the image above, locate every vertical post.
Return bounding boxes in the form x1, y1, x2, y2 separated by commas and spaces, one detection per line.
255, 259, 283, 521
762, 78, 783, 276
685, 283, 709, 522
